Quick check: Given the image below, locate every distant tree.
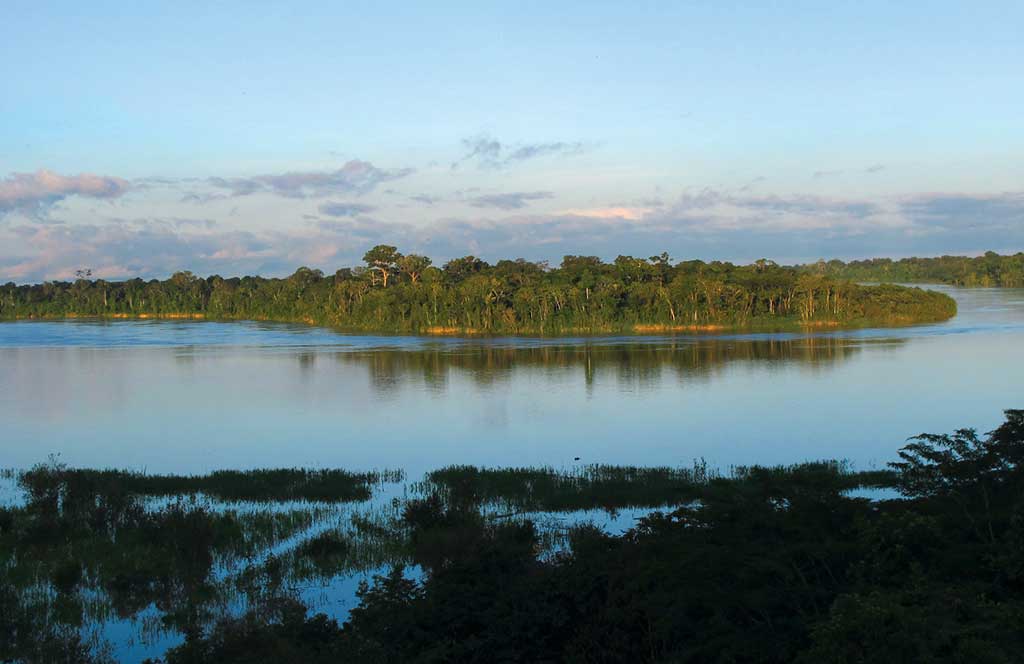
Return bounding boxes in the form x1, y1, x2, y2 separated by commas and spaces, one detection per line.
443, 256, 488, 283
648, 252, 672, 284
494, 259, 546, 287
170, 271, 198, 286
363, 245, 402, 287
614, 255, 652, 284
398, 254, 432, 284
289, 267, 323, 287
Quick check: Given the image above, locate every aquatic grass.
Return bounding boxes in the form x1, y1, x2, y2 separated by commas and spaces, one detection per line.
417, 461, 898, 514
417, 462, 714, 513
18, 466, 404, 504
240, 504, 411, 587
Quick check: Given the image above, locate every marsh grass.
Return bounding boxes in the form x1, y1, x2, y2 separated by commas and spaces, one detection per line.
17, 465, 404, 504
417, 460, 897, 514
417, 462, 714, 513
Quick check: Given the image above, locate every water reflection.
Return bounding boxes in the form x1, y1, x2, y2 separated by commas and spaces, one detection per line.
338, 335, 878, 396
0, 464, 407, 662
0, 286, 1022, 477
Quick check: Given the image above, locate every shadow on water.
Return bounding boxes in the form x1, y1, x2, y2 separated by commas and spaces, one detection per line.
333, 334, 885, 395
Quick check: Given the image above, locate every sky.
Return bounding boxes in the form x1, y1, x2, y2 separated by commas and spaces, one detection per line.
1, 1, 1022, 282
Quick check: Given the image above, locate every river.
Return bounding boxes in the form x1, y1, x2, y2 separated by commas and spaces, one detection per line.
2, 286, 1022, 477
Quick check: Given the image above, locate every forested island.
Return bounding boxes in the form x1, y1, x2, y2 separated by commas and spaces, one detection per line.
3, 411, 1023, 662
0, 246, 957, 333
803, 250, 1024, 287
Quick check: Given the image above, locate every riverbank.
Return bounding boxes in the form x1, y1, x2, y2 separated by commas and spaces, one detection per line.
5, 306, 956, 337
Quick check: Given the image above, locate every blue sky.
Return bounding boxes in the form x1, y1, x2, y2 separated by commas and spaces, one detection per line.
2, 1, 1022, 281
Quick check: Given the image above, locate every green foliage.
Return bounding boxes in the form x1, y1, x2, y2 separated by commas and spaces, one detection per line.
363, 245, 402, 287
0, 251, 958, 333
805, 251, 1024, 287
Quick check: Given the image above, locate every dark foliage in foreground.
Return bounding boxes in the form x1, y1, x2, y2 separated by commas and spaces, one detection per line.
155, 411, 1024, 663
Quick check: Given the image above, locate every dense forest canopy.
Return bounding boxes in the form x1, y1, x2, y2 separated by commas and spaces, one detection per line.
802, 250, 1024, 287
0, 247, 956, 333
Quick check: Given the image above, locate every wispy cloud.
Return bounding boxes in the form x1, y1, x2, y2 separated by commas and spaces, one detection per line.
206, 160, 413, 198
318, 201, 377, 217
452, 135, 502, 169
468, 191, 554, 210
813, 165, 886, 178
0, 219, 357, 282
504, 142, 586, 163
559, 206, 652, 220
452, 134, 589, 170
0, 170, 129, 218
902, 192, 1024, 229
180, 191, 228, 204
738, 176, 766, 192
4, 188, 1022, 283
662, 189, 884, 231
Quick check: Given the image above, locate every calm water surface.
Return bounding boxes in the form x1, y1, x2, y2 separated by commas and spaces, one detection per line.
2, 286, 1022, 476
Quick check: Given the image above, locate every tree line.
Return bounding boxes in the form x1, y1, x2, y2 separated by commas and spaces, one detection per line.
803, 250, 1024, 287
0, 246, 957, 333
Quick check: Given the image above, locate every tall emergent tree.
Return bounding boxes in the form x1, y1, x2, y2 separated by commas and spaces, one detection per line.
398, 254, 432, 284
363, 245, 402, 287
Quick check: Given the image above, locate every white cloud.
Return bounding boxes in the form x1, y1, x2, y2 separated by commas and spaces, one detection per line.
0, 170, 129, 218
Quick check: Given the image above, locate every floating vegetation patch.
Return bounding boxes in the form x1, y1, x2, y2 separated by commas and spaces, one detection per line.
417, 461, 715, 513
415, 460, 896, 515
16, 465, 405, 504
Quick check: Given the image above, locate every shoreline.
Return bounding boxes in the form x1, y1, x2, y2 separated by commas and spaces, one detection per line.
3, 309, 957, 338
